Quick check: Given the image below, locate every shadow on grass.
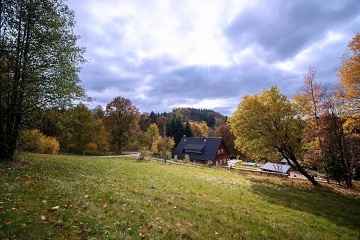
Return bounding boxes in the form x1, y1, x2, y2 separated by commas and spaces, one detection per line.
250, 179, 360, 230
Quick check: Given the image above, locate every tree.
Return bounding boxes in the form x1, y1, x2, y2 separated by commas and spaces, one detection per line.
39, 108, 63, 138
319, 89, 357, 187
294, 67, 328, 169
189, 121, 206, 137
166, 115, 186, 147
0, 0, 86, 161
104, 96, 140, 154
184, 120, 193, 138
338, 33, 360, 112
59, 103, 96, 154
229, 86, 318, 185
142, 123, 160, 150
215, 124, 241, 158
92, 105, 105, 119
139, 113, 151, 131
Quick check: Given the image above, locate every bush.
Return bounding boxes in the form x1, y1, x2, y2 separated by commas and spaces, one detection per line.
137, 149, 150, 161
18, 129, 43, 152
40, 136, 60, 154
18, 129, 59, 154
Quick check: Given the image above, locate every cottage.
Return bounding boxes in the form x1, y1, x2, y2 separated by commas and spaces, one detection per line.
260, 162, 291, 175
173, 136, 230, 166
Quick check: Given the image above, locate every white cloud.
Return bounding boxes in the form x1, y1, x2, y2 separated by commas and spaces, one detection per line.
67, 0, 360, 116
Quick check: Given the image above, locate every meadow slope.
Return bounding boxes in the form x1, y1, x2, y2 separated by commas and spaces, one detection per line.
1, 154, 359, 239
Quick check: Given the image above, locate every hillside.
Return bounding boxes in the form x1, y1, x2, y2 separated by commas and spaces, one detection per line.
1, 154, 359, 239
171, 108, 226, 127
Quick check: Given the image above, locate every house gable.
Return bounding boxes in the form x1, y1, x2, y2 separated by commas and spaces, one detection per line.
173, 136, 229, 165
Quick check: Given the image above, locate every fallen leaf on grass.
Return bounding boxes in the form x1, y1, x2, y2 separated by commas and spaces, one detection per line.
40, 215, 46, 221
49, 217, 55, 223
140, 229, 147, 238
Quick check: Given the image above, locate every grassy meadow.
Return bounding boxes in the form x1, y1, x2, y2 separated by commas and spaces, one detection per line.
0, 154, 359, 239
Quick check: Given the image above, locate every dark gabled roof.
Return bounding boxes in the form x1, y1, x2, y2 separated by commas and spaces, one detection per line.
183, 144, 205, 151
173, 137, 225, 161
260, 162, 291, 174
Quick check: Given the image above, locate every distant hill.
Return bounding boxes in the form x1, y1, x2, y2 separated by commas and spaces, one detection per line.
171, 108, 226, 128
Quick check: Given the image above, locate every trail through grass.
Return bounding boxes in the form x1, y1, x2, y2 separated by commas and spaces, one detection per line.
1, 154, 359, 239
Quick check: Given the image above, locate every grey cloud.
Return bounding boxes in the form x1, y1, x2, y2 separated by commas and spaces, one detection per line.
68, 0, 359, 116
224, 0, 360, 62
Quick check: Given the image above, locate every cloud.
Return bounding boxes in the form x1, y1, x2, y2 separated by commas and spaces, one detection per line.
67, 0, 360, 116
224, 0, 360, 62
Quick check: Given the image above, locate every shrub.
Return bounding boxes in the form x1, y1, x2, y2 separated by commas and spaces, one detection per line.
18, 129, 59, 154
137, 149, 150, 161
18, 129, 43, 152
39, 136, 60, 154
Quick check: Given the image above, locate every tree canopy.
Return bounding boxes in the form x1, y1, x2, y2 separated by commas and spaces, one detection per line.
229, 86, 318, 185
338, 33, 360, 112
0, 0, 86, 160
104, 96, 140, 154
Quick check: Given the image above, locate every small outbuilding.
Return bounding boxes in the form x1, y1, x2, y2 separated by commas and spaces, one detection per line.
260, 162, 291, 175
173, 136, 230, 166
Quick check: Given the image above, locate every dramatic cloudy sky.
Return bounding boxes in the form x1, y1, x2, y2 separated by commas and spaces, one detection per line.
67, 0, 360, 116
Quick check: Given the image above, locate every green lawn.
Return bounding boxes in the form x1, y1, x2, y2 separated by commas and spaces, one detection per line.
1, 154, 359, 239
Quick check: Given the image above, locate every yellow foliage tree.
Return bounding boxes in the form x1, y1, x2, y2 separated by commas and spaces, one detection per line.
338, 33, 360, 112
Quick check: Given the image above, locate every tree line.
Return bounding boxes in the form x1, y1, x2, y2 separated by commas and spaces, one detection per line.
14, 97, 238, 160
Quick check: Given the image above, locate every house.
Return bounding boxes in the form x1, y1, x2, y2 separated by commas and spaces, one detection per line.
260, 162, 291, 175
173, 136, 230, 166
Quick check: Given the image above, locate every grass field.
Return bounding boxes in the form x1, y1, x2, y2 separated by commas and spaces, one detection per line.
1, 154, 359, 239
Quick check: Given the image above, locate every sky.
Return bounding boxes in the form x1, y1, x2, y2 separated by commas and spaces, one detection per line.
67, 0, 360, 116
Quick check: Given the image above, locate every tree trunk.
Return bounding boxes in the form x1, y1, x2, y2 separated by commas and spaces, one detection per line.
282, 152, 319, 186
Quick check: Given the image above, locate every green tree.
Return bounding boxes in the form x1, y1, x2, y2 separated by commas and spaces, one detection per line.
166, 115, 186, 147
229, 86, 318, 185
0, 0, 86, 161
184, 120, 193, 138
104, 96, 140, 154
59, 103, 96, 154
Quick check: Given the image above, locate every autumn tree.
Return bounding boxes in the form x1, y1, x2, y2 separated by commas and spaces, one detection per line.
215, 124, 241, 158
104, 96, 140, 154
139, 114, 152, 131
189, 121, 207, 137
318, 86, 358, 187
141, 123, 160, 150
0, 0, 86, 161
229, 86, 318, 185
338, 33, 360, 112
294, 68, 328, 169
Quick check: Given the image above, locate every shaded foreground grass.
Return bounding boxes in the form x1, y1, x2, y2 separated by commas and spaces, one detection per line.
1, 154, 359, 239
